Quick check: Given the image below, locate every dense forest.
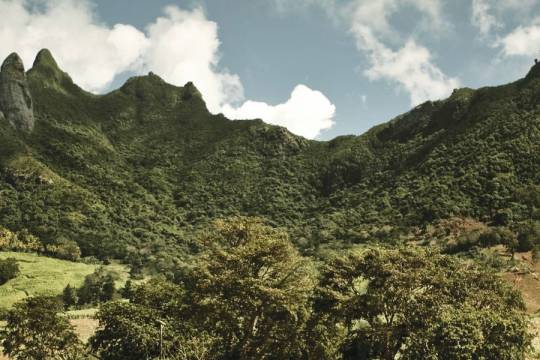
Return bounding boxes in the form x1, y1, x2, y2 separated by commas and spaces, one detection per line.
1, 50, 540, 359
1, 49, 540, 273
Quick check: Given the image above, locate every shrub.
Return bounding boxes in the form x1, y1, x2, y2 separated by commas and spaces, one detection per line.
0, 258, 19, 285
77, 267, 117, 305
516, 221, 540, 252
46, 237, 81, 261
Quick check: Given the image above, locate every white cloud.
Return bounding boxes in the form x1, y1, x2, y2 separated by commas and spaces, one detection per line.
142, 6, 244, 113
0, 0, 149, 92
347, 0, 458, 106
344, 0, 445, 39
0, 0, 336, 139
471, 0, 500, 36
470, 0, 538, 37
266, 0, 455, 105
222, 85, 335, 139
497, 22, 540, 56
364, 38, 460, 105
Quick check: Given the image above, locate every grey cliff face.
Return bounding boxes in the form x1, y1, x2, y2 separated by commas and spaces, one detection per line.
0, 53, 35, 132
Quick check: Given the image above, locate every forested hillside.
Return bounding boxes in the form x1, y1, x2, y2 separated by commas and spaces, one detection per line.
1, 49, 540, 269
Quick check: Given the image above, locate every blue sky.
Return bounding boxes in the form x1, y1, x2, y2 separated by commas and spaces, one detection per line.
0, 0, 539, 139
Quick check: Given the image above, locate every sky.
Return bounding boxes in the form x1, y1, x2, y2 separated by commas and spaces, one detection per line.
0, 0, 539, 140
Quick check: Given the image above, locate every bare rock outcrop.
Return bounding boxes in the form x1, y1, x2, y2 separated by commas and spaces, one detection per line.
0, 53, 34, 132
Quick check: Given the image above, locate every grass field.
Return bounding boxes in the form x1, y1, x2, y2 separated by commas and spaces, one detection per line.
0, 252, 128, 308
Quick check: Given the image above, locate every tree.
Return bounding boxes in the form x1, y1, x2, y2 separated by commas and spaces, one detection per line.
185, 217, 317, 359
100, 275, 116, 303
91, 217, 317, 360
91, 301, 164, 360
77, 267, 117, 305
515, 184, 540, 219
121, 279, 134, 300
62, 284, 78, 310
46, 237, 81, 261
91, 279, 211, 360
516, 221, 540, 252
0, 258, 19, 285
0, 296, 83, 359
314, 247, 530, 360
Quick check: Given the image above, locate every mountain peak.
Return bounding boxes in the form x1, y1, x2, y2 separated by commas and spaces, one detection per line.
525, 60, 540, 80
32, 49, 59, 70
28, 49, 75, 92
182, 81, 203, 101
1, 53, 25, 79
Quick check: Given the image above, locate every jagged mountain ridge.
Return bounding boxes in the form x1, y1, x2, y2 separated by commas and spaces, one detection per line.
1, 49, 540, 264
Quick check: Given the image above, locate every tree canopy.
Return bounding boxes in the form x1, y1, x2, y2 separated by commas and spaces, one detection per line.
90, 218, 531, 360
0, 296, 82, 360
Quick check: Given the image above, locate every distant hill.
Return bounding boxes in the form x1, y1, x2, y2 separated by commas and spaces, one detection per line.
1, 49, 540, 267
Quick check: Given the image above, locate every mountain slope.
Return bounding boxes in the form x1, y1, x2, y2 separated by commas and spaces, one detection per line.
1, 49, 540, 267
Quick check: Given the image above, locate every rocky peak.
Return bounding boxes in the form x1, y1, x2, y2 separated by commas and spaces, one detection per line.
182, 81, 203, 101
1, 53, 25, 78
28, 48, 74, 90
525, 60, 540, 80
0, 52, 34, 132
33, 49, 57, 66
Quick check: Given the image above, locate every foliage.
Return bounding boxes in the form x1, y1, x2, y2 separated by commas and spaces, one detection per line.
91, 217, 317, 359
120, 279, 134, 300
47, 237, 81, 261
62, 284, 77, 309
0, 296, 83, 359
0, 227, 42, 253
515, 221, 540, 252
184, 217, 317, 358
313, 247, 530, 360
0, 257, 19, 285
90, 218, 531, 360
77, 267, 117, 305
2, 53, 540, 270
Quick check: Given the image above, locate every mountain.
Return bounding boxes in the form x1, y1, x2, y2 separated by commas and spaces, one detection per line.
1, 49, 540, 267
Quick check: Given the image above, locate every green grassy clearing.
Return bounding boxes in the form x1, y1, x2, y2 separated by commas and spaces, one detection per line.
0, 252, 128, 308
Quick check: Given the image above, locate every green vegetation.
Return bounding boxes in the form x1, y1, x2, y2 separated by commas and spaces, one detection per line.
314, 248, 529, 359
0, 252, 127, 308
1, 50, 539, 358
1, 296, 83, 359
76, 267, 118, 306
1, 52, 540, 273
0, 258, 19, 285
87, 218, 530, 360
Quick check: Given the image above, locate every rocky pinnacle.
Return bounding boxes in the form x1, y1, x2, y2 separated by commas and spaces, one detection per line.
0, 53, 35, 132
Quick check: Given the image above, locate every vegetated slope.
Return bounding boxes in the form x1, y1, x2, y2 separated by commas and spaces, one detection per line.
1, 49, 539, 268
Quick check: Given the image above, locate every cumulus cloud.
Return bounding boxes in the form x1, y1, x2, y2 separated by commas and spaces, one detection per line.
267, 0, 455, 105
0, 0, 148, 92
143, 6, 244, 113
0, 0, 336, 139
363, 38, 459, 105
347, 0, 458, 106
497, 22, 540, 56
223, 85, 336, 139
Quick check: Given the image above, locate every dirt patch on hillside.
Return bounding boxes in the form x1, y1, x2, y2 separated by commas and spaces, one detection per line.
502, 252, 540, 314
71, 318, 99, 344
